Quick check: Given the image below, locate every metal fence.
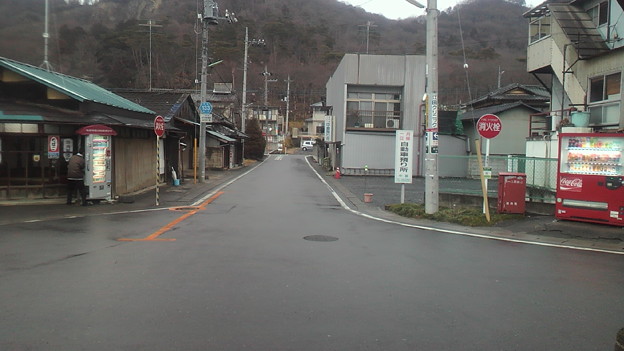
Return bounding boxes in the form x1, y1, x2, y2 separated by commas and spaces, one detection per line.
439, 155, 558, 203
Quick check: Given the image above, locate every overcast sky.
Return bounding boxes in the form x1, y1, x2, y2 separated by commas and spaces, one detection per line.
338, 0, 541, 20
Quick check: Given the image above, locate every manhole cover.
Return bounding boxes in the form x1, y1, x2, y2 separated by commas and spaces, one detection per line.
303, 235, 339, 242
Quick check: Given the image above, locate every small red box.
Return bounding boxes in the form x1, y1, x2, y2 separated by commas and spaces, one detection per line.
497, 172, 526, 214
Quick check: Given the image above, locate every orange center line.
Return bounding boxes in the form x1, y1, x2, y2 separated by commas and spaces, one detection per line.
117, 191, 225, 242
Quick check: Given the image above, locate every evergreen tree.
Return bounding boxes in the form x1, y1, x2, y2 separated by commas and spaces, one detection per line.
244, 118, 266, 160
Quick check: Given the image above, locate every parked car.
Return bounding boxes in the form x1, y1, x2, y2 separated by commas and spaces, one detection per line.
301, 140, 315, 151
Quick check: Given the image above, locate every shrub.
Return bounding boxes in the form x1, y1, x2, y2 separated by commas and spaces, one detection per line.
244, 118, 266, 160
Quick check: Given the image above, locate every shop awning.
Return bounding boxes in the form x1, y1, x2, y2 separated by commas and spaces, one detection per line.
76, 124, 118, 136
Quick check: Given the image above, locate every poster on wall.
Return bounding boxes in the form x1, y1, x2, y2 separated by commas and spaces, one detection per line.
62, 138, 74, 162
48, 135, 60, 160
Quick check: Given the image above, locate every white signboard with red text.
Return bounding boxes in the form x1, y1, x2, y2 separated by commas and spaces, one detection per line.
395, 130, 414, 184
48, 135, 60, 159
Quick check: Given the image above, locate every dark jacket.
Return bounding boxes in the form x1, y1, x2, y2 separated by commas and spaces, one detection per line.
67, 154, 85, 180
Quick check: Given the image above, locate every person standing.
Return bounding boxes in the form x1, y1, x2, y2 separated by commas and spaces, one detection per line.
66, 152, 88, 206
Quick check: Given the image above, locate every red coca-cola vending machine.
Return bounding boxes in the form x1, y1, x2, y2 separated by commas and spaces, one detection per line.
556, 133, 624, 226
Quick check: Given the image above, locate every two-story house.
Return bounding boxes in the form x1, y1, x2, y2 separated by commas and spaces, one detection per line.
524, 0, 623, 143
303, 102, 332, 142
325, 54, 426, 175
460, 83, 551, 156
251, 105, 282, 151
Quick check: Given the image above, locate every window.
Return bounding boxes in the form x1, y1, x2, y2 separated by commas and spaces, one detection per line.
529, 14, 551, 43
346, 88, 402, 129
589, 2, 609, 27
590, 73, 621, 102
588, 72, 621, 125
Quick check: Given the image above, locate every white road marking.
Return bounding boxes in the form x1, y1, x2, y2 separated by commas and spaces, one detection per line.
304, 156, 624, 256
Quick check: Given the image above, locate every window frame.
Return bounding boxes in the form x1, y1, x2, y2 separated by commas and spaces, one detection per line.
528, 14, 551, 44
589, 1, 609, 27
345, 89, 402, 130
588, 72, 621, 126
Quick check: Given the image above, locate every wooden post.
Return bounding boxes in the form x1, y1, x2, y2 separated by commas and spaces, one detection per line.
156, 135, 160, 206
475, 139, 491, 222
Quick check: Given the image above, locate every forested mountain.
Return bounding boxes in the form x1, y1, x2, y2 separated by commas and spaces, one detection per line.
0, 0, 537, 120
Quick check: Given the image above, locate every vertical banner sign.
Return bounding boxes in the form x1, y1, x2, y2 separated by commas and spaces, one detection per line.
48, 135, 60, 159
154, 115, 165, 206
324, 115, 333, 142
62, 138, 74, 162
426, 93, 439, 154
395, 130, 414, 184
429, 93, 438, 131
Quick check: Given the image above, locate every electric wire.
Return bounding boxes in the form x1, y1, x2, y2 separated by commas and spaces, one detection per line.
457, 6, 477, 131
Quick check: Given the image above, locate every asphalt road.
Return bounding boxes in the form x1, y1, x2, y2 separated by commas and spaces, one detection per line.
1, 154, 623, 350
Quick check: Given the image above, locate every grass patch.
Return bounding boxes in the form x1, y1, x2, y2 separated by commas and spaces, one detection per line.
386, 203, 524, 227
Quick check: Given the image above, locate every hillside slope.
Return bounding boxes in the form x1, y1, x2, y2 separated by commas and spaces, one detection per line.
0, 0, 537, 118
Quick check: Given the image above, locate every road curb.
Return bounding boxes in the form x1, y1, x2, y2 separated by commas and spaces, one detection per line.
305, 156, 624, 255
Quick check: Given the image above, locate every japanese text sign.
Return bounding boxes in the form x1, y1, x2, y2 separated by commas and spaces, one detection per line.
394, 130, 413, 184
477, 114, 502, 139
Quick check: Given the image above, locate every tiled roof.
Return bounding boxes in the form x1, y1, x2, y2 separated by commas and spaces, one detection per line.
114, 91, 193, 122
464, 83, 550, 108
460, 101, 542, 121
0, 57, 154, 115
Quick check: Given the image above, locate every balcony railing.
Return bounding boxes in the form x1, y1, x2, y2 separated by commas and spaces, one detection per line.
346, 110, 402, 130
528, 108, 577, 138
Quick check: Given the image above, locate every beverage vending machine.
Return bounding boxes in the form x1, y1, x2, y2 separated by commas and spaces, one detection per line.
556, 133, 624, 226
77, 125, 116, 202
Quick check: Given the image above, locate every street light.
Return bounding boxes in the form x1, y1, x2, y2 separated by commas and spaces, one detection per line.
406, 0, 439, 214
405, 0, 425, 8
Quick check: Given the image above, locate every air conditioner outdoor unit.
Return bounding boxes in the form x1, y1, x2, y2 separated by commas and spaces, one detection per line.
386, 117, 400, 129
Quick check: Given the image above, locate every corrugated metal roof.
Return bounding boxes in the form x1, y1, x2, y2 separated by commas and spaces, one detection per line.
549, 4, 609, 59
524, 0, 569, 18
0, 101, 144, 126
0, 56, 155, 115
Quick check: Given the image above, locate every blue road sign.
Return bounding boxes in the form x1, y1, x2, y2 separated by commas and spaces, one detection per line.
199, 102, 213, 114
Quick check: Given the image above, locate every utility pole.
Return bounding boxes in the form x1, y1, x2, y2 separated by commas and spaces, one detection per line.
425, 0, 439, 214
241, 27, 249, 133
199, 0, 217, 183
365, 21, 376, 54
285, 75, 292, 142
406, 0, 438, 214
139, 20, 162, 91
41, 0, 53, 71
262, 65, 272, 106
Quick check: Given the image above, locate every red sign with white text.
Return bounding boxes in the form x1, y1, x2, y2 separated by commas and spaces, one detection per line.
154, 115, 165, 137
477, 114, 502, 139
